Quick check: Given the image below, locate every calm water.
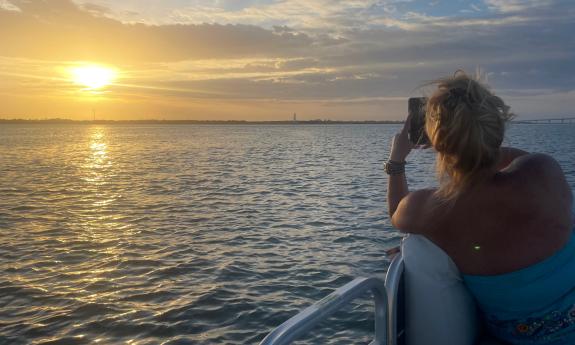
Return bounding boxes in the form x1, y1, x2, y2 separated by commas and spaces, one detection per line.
1, 124, 574, 345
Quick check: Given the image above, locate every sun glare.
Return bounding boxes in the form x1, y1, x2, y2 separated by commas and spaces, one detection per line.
70, 65, 117, 90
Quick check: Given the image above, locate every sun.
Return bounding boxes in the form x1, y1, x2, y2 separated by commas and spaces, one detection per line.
70, 65, 117, 90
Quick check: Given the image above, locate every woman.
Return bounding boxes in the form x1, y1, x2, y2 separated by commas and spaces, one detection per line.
386, 72, 574, 344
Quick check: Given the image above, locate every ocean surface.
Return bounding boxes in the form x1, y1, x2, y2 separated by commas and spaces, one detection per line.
1, 123, 574, 345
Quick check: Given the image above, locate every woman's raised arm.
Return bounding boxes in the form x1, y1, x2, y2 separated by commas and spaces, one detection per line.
387, 118, 413, 218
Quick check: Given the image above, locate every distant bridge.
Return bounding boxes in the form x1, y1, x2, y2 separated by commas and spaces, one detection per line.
515, 117, 575, 124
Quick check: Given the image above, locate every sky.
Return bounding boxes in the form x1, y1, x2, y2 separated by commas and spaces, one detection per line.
0, 0, 573, 121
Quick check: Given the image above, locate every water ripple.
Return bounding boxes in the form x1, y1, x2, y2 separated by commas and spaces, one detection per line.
1, 123, 574, 344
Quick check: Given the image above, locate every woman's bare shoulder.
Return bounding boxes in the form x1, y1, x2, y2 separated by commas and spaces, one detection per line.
502, 153, 562, 178
500, 153, 570, 197
391, 188, 445, 235
497, 153, 573, 226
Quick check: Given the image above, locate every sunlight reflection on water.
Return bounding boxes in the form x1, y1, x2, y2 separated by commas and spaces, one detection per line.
0, 123, 573, 345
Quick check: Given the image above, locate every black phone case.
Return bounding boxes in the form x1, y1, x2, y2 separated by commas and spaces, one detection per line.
408, 97, 430, 146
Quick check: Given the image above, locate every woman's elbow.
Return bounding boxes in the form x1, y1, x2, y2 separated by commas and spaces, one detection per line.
391, 214, 401, 230
391, 213, 412, 233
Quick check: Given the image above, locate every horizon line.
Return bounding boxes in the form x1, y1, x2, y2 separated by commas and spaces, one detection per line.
0, 118, 405, 124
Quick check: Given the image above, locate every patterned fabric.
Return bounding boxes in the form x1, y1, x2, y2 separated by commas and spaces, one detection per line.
463, 228, 575, 345
485, 302, 575, 344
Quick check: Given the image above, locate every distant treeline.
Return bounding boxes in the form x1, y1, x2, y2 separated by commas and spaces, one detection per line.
0, 118, 404, 125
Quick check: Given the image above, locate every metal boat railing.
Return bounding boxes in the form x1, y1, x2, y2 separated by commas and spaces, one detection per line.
384, 254, 405, 345
259, 254, 405, 345
259, 276, 389, 345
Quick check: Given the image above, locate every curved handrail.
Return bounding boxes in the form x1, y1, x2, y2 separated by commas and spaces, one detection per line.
259, 277, 388, 345
385, 254, 405, 345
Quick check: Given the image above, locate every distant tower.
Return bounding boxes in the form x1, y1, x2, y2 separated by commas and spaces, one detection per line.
293, 112, 297, 122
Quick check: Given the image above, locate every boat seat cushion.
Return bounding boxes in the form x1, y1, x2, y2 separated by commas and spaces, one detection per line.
401, 234, 479, 345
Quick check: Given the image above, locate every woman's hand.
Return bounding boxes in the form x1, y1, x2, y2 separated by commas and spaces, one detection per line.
389, 115, 414, 162
385, 246, 401, 259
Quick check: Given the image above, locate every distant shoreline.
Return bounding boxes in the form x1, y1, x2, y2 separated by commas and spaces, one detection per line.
0, 119, 571, 125
0, 118, 404, 125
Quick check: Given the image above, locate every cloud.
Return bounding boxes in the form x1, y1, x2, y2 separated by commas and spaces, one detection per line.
1, 0, 574, 119
0, 0, 19, 11
0, 0, 317, 63
484, 0, 554, 13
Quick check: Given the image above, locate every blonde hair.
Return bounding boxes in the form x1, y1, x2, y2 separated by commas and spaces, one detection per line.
425, 71, 514, 200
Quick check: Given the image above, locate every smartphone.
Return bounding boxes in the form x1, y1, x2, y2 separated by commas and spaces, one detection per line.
408, 97, 430, 146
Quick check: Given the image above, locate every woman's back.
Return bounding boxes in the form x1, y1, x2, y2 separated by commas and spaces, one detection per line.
416, 153, 575, 344
427, 153, 574, 276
